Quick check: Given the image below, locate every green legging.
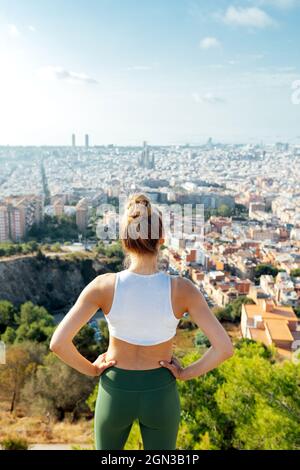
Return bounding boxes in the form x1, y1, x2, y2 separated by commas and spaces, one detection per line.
94, 366, 181, 450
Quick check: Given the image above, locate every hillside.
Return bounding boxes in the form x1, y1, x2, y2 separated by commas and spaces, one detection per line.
0, 253, 115, 315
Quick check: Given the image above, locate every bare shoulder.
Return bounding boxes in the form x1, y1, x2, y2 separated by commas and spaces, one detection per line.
94, 271, 116, 284
82, 272, 115, 297
169, 275, 200, 315
170, 275, 198, 296
90, 273, 116, 313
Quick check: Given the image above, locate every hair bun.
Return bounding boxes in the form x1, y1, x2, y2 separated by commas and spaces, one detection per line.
121, 192, 164, 260
126, 194, 152, 223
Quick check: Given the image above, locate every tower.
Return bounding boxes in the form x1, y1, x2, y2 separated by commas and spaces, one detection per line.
85, 134, 89, 148
72, 134, 76, 148
138, 141, 155, 169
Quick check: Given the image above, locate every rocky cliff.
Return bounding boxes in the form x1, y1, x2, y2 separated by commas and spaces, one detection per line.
0, 254, 114, 314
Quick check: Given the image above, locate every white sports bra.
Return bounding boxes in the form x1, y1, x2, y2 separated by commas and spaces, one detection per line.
104, 269, 180, 346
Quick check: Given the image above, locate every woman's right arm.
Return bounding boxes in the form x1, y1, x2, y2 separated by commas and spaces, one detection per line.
161, 277, 234, 380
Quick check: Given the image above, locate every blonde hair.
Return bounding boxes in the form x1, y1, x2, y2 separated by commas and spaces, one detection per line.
121, 193, 164, 262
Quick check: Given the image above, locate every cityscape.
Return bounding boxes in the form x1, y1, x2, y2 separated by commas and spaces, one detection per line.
1, 137, 300, 360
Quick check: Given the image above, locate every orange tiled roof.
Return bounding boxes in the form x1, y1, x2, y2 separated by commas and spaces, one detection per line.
244, 303, 298, 322
265, 319, 294, 341
249, 328, 269, 344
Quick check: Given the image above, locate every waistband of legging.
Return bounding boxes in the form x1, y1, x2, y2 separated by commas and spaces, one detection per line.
99, 365, 176, 392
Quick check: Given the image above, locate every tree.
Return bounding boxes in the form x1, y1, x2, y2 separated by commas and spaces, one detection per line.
98, 318, 109, 351
176, 350, 234, 450
0, 300, 16, 334
1, 326, 17, 344
95, 240, 124, 260
194, 331, 211, 348
215, 341, 300, 449
254, 264, 279, 283
73, 324, 103, 362
22, 353, 96, 421
291, 269, 300, 278
27, 214, 79, 243
217, 204, 232, 217
14, 302, 55, 345
0, 343, 45, 413
215, 297, 255, 323
176, 340, 300, 450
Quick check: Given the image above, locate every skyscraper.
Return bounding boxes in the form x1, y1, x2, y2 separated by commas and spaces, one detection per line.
72, 133, 76, 148
138, 141, 155, 169
85, 134, 89, 148
0, 206, 9, 242
7, 203, 26, 242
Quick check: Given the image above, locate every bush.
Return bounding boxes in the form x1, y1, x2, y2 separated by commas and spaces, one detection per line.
22, 353, 96, 420
194, 331, 210, 347
254, 264, 279, 283
1, 435, 29, 450
290, 269, 300, 278
215, 297, 255, 323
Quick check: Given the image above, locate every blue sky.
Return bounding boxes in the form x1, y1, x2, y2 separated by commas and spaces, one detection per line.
0, 0, 299, 145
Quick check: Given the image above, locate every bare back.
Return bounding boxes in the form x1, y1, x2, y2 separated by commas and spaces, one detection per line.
99, 272, 186, 370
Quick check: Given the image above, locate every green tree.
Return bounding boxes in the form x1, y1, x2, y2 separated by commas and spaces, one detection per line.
176, 351, 234, 450
215, 297, 255, 323
215, 341, 300, 449
254, 264, 279, 283
98, 318, 109, 351
14, 302, 55, 345
0, 300, 16, 334
217, 204, 232, 217
27, 214, 79, 243
290, 269, 300, 278
1, 326, 17, 344
73, 324, 103, 362
194, 331, 210, 348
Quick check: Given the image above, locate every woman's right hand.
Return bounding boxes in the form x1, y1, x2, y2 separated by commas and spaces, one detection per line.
92, 352, 117, 376
159, 356, 186, 380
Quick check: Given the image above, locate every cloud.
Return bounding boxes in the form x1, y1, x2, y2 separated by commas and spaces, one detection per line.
199, 36, 221, 50
7, 24, 21, 37
192, 92, 225, 104
223, 6, 276, 28
28, 25, 36, 32
38, 66, 99, 85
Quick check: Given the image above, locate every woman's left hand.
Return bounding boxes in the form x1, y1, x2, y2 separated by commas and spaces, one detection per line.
159, 356, 185, 380
92, 352, 117, 376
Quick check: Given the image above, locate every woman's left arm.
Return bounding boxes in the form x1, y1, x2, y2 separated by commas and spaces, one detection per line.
50, 274, 116, 376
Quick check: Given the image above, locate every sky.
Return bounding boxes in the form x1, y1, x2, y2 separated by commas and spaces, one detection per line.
0, 0, 299, 146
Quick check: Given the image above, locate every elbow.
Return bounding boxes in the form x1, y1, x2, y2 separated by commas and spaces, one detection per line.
49, 335, 63, 354
221, 342, 234, 360
49, 340, 59, 354
213, 339, 234, 361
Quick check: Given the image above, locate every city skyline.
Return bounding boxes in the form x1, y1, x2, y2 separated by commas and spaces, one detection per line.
0, 0, 300, 146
